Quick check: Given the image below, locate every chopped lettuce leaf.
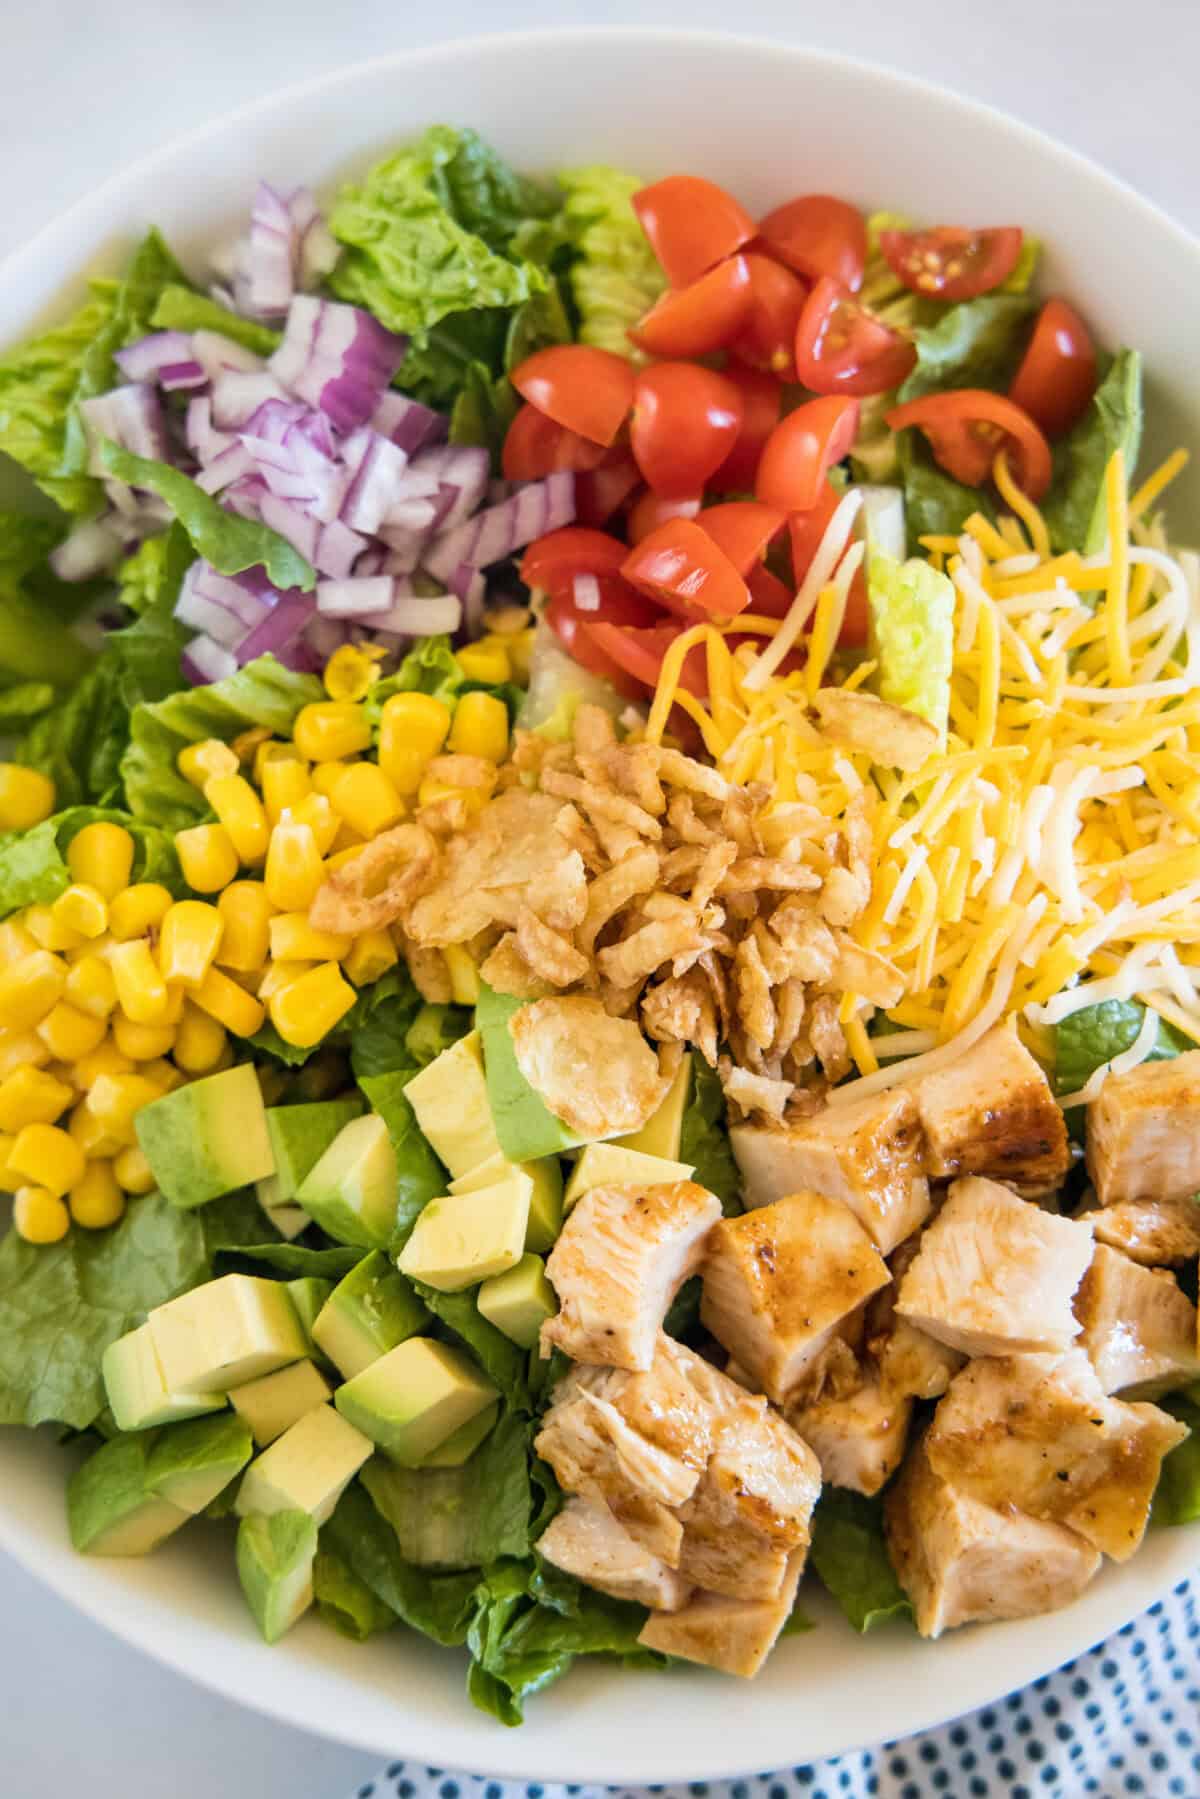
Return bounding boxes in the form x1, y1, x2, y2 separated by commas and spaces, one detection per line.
0, 806, 180, 918
322, 1481, 480, 1647
1043, 350, 1143, 555
1154, 1395, 1200, 1528
365, 634, 464, 723
517, 623, 625, 738
449, 360, 521, 465
680, 1056, 741, 1215
0, 682, 54, 725
356, 1068, 447, 1245
0, 512, 95, 688
313, 1546, 398, 1641
405, 1003, 473, 1070
150, 284, 280, 355
213, 1242, 362, 1280
0, 284, 116, 514
362, 1409, 533, 1569
555, 166, 664, 359
867, 550, 954, 738
1001, 236, 1042, 294
1053, 996, 1189, 1098
808, 1488, 913, 1633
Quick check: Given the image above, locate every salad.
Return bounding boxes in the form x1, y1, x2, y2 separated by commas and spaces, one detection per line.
0, 124, 1199, 1723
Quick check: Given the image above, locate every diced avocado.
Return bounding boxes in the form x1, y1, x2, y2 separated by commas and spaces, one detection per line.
134, 1064, 275, 1210
397, 1172, 530, 1292
616, 1050, 692, 1160
231, 1360, 333, 1446
296, 1113, 398, 1249
404, 1031, 501, 1176
236, 1402, 372, 1525
361, 1459, 480, 1570
422, 1400, 499, 1467
476, 1253, 558, 1348
334, 1336, 497, 1467
102, 1323, 226, 1432
68, 1435, 189, 1557
450, 1151, 564, 1252
563, 1141, 695, 1213
147, 1273, 307, 1396
286, 1277, 333, 1354
311, 1250, 428, 1379
476, 982, 585, 1161
256, 1176, 310, 1241
145, 1413, 253, 1515
265, 1097, 365, 1200
236, 1509, 317, 1644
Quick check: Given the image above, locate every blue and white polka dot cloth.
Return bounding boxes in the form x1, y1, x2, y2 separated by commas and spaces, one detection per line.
349, 1583, 1200, 1799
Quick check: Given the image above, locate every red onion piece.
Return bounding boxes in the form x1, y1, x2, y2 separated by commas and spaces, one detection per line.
79, 385, 169, 475
409, 446, 489, 533
372, 586, 463, 637
49, 517, 124, 582
370, 392, 447, 455
315, 575, 396, 618
182, 635, 239, 684
114, 331, 193, 383
269, 296, 408, 434
424, 472, 576, 583
247, 182, 296, 321
314, 518, 368, 579
211, 369, 290, 430
191, 330, 265, 382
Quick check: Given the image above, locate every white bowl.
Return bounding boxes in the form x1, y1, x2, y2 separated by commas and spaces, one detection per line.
2, 27, 1198, 1782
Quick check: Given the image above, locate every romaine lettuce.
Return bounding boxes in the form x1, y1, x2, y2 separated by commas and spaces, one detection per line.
1154, 1395, 1200, 1528
808, 1488, 912, 1632
150, 284, 280, 355
0, 512, 96, 689
0, 806, 181, 918
313, 1547, 398, 1641
554, 166, 665, 360
1043, 349, 1142, 554
1053, 996, 1189, 1098
680, 1056, 741, 1215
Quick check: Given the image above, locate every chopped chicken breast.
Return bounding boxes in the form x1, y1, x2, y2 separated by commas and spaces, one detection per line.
541, 1180, 722, 1370
535, 1384, 700, 1512
896, 1176, 1093, 1357
908, 1022, 1070, 1192
1086, 1049, 1200, 1206
700, 1191, 890, 1402
868, 1236, 965, 1401
926, 1349, 1188, 1561
1074, 1244, 1200, 1397
1088, 1196, 1200, 1266
638, 1546, 806, 1678
885, 1439, 1101, 1638
787, 1371, 913, 1496
538, 1496, 692, 1611
730, 1087, 930, 1253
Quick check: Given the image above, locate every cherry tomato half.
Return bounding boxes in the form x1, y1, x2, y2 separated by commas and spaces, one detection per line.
878, 225, 1023, 301
502, 403, 609, 482
622, 517, 750, 620
1008, 298, 1097, 439
574, 448, 641, 527
511, 344, 635, 446
758, 195, 868, 292
629, 254, 752, 358
632, 175, 756, 288
886, 389, 1053, 500
755, 396, 861, 513
731, 253, 809, 379
628, 489, 703, 545
794, 277, 917, 397
787, 478, 843, 588
582, 621, 710, 699
698, 501, 787, 576
546, 583, 660, 700
745, 560, 795, 619
520, 527, 629, 596
630, 363, 744, 499
709, 366, 784, 493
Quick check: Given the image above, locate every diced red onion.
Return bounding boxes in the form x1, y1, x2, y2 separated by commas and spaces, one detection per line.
195, 441, 256, 495
114, 331, 194, 383
235, 591, 314, 663
424, 472, 575, 582
191, 330, 266, 381
372, 585, 463, 637
269, 296, 408, 434
314, 517, 368, 580
487, 478, 514, 506
159, 360, 207, 392
370, 392, 446, 455
376, 530, 425, 575
49, 516, 124, 581
316, 575, 396, 618
247, 183, 296, 321
257, 492, 321, 563
241, 397, 311, 446
573, 573, 602, 613
409, 446, 489, 533
79, 384, 169, 475
222, 474, 271, 520
182, 635, 239, 684
354, 547, 386, 577
339, 430, 412, 536
304, 614, 349, 659
290, 188, 340, 290
211, 369, 290, 431
176, 561, 274, 641
186, 396, 236, 464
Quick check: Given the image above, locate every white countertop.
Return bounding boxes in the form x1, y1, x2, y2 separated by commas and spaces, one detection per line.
3, 2, 1198, 1793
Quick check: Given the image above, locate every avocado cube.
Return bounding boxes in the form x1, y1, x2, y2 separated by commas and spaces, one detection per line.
236, 1510, 317, 1644
231, 1360, 333, 1446
102, 1324, 226, 1432
68, 1435, 189, 1557
235, 1403, 372, 1525
147, 1274, 307, 1396
475, 983, 586, 1162
134, 1064, 275, 1210
615, 1050, 692, 1160
296, 1113, 398, 1249
449, 1151, 564, 1252
476, 1253, 558, 1349
286, 1277, 333, 1354
397, 1172, 530, 1292
255, 1176, 310, 1241
563, 1142, 695, 1214
265, 1097, 365, 1201
421, 1400, 500, 1468
145, 1413, 253, 1515
405, 1031, 501, 1176
311, 1250, 428, 1379
334, 1337, 497, 1467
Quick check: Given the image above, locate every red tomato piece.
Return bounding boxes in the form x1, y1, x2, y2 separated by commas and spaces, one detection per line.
787, 479, 842, 586
502, 404, 609, 482
546, 583, 660, 700
628, 489, 703, 545
629, 255, 752, 358
886, 389, 1053, 500
622, 518, 750, 620
697, 501, 787, 575
744, 560, 795, 619
630, 363, 744, 498
1008, 298, 1097, 438
731, 253, 809, 379
582, 621, 710, 698
709, 366, 784, 493
758, 195, 868, 292
574, 448, 641, 527
631, 175, 756, 288
510, 344, 635, 446
794, 277, 917, 397
520, 527, 629, 596
878, 226, 1023, 301
755, 396, 860, 512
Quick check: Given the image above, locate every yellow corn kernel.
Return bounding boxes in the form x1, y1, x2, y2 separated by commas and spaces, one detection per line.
25, 904, 85, 954
9, 1121, 87, 1197
253, 738, 303, 786
113, 1145, 155, 1195
64, 954, 118, 1021
109, 940, 169, 1026
328, 762, 404, 838
191, 966, 265, 1038
37, 1001, 107, 1062
268, 961, 355, 1049
43, 1060, 82, 1091
417, 777, 486, 817
108, 883, 173, 942
456, 640, 511, 684
0, 949, 67, 1030
204, 774, 269, 866
448, 690, 509, 762
0, 918, 38, 966
0, 1065, 74, 1131
69, 1160, 126, 1229
330, 820, 368, 857
264, 820, 324, 911
311, 762, 349, 798
257, 960, 317, 1003
173, 1002, 227, 1074
290, 793, 339, 856
442, 943, 480, 1005
292, 700, 371, 763
13, 1186, 70, 1244
141, 1058, 185, 1096
256, 1064, 290, 1107
0, 1030, 50, 1079
378, 692, 452, 796
51, 885, 108, 942
342, 929, 398, 987
73, 1040, 135, 1088
175, 824, 239, 895
324, 844, 368, 876
0, 763, 55, 831
268, 914, 353, 962
67, 822, 136, 901
293, 1049, 349, 1101
158, 900, 224, 985
66, 930, 112, 965
0, 1131, 15, 1183
261, 757, 311, 827
214, 882, 271, 972
83, 1071, 161, 1141
177, 738, 239, 790
231, 725, 271, 767
112, 1012, 177, 1061
504, 626, 536, 683
323, 643, 386, 704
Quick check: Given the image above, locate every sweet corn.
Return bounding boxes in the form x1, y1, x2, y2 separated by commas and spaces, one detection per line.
268, 914, 353, 962
13, 1187, 70, 1244
67, 822, 136, 902
113, 1144, 155, 1194
0, 1065, 73, 1131
293, 1049, 349, 1101
109, 940, 170, 1026
69, 1160, 126, 1229
264, 820, 324, 910
0, 763, 55, 830
328, 762, 404, 838
73, 1040, 136, 1088
108, 884, 173, 942
377, 692, 451, 795
66, 930, 112, 965
253, 738, 304, 786
0, 1132, 16, 1184
191, 966, 265, 1037
158, 900, 224, 985
290, 793, 339, 856
256, 960, 316, 1003
81, 1072, 162, 1148
215, 882, 272, 971
0, 1031, 50, 1079
324, 643, 385, 703
176, 824, 239, 894
141, 1058, 185, 1096
64, 954, 118, 1020
173, 1002, 228, 1074
503, 626, 536, 683
417, 777, 486, 817
256, 1064, 289, 1107
37, 1002, 107, 1062
0, 918, 37, 966
448, 690, 509, 762
0, 949, 67, 1030
311, 762, 349, 798
456, 640, 510, 684
342, 929, 398, 987
261, 757, 311, 827
292, 700, 371, 763
9, 1122, 86, 1197
231, 726, 271, 767
330, 820, 368, 857
268, 961, 355, 1049
25, 904, 85, 953
177, 738, 239, 790
324, 844, 368, 876
442, 943, 480, 1005
52, 885, 108, 941
112, 1012, 177, 1062
205, 774, 269, 866
43, 1060, 81, 1091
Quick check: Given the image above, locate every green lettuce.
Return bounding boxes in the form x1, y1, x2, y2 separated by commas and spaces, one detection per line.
313, 1546, 398, 1641
1043, 350, 1142, 555
808, 1488, 912, 1633
404, 1003, 472, 1069
321, 1481, 480, 1647
680, 1056, 741, 1215
0, 806, 180, 918
0, 513, 96, 691
214, 1242, 363, 1280
1154, 1394, 1200, 1527
554, 166, 664, 359
362, 1410, 533, 1569
0, 682, 53, 725
356, 1069, 448, 1244
410, 1280, 531, 1410
1053, 996, 1189, 1098
150, 285, 280, 355
868, 550, 954, 738
365, 634, 465, 723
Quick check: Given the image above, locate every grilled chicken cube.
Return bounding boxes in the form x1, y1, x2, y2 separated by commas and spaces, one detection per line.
1074, 1244, 1200, 1397
700, 1191, 890, 1403
638, 1546, 806, 1678
926, 1349, 1188, 1562
677, 1395, 821, 1597
908, 1023, 1070, 1192
1088, 1196, 1200, 1266
787, 1371, 913, 1496
895, 1176, 1093, 1357
885, 1439, 1101, 1639
868, 1237, 965, 1401
730, 1088, 930, 1254
1086, 1050, 1200, 1206
541, 1180, 721, 1371
535, 1384, 700, 1511
537, 1495, 691, 1611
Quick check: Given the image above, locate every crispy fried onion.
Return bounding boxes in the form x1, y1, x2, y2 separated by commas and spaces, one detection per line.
310, 823, 438, 934
509, 996, 670, 1137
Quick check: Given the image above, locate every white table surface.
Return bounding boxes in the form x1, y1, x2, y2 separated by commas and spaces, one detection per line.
3, 2, 1199, 1792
